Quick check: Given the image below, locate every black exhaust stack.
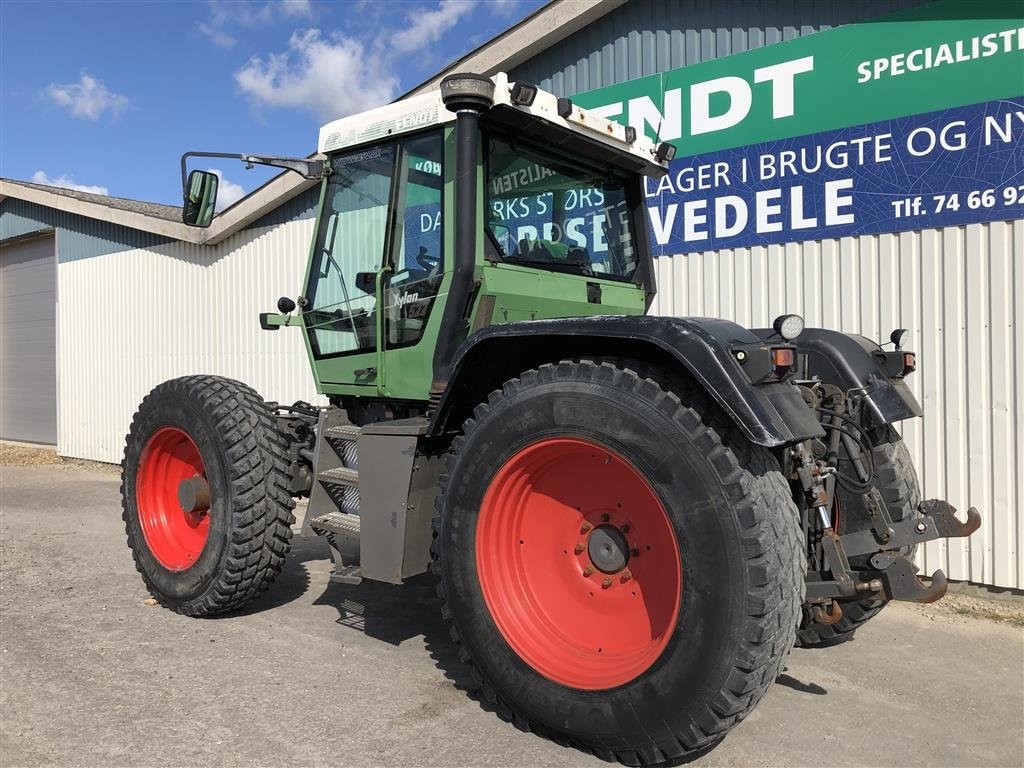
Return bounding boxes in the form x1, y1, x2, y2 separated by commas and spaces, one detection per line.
431, 74, 494, 400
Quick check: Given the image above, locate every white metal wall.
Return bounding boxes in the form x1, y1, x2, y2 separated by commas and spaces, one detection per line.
650, 220, 1024, 590
58, 215, 1023, 589
57, 218, 322, 464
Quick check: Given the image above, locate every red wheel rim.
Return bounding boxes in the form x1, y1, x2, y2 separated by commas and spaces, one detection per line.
136, 426, 210, 571
476, 437, 682, 690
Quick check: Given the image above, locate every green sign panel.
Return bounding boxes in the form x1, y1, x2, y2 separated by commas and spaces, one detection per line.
574, 0, 1024, 157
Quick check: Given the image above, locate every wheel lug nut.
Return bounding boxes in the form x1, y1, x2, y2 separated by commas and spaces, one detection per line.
580, 522, 592, 534
574, 543, 585, 555
583, 566, 594, 577
630, 547, 640, 557
620, 524, 630, 534
620, 569, 632, 583
601, 577, 612, 589
601, 513, 610, 522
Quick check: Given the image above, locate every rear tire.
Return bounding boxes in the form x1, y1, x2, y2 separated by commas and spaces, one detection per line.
797, 425, 920, 647
433, 361, 803, 765
121, 375, 295, 616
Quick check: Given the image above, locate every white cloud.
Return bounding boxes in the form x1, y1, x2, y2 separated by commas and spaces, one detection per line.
279, 0, 313, 17
235, 29, 398, 121
44, 73, 128, 121
489, 0, 519, 16
391, 0, 477, 52
207, 169, 246, 211
31, 171, 109, 195
199, 0, 312, 48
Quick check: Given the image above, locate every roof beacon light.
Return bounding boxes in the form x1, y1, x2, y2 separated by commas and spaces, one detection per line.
772, 314, 805, 341
510, 81, 538, 107
439, 74, 495, 112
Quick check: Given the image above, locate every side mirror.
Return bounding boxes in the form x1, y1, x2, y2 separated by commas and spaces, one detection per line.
354, 272, 376, 295
182, 169, 219, 227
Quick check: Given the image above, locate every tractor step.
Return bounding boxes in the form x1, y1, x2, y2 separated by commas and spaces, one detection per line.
329, 564, 363, 585
310, 511, 361, 538
317, 465, 360, 487
325, 424, 362, 439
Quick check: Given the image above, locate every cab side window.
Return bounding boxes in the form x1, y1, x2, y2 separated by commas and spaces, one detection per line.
384, 131, 444, 349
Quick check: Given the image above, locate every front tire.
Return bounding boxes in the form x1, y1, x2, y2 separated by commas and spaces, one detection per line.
433, 361, 803, 765
121, 375, 295, 616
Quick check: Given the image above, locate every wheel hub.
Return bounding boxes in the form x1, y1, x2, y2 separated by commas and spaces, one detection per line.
588, 524, 629, 574
177, 476, 211, 514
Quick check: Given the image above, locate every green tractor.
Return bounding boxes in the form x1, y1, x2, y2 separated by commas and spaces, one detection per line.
123, 73, 979, 764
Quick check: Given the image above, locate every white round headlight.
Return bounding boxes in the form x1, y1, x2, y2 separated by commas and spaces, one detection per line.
773, 314, 805, 341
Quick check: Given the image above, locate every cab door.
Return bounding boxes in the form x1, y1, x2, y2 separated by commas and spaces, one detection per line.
302, 130, 447, 397
302, 144, 396, 391
378, 130, 447, 399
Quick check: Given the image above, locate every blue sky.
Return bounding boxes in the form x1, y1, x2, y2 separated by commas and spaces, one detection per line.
0, 0, 544, 207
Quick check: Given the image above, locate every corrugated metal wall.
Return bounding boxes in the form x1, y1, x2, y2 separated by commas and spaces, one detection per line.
510, 0, 927, 97
509, 0, 1023, 590
650, 221, 1023, 590
57, 219, 323, 463
1, 197, 172, 260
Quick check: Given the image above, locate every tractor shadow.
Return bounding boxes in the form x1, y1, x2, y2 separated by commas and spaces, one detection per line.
775, 671, 828, 696
242, 535, 828, 766
232, 533, 323, 615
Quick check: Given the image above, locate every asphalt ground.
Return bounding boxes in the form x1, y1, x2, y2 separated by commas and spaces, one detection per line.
1, 461, 1022, 767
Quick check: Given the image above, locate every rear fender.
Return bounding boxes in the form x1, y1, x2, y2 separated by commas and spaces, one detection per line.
753, 328, 922, 427
429, 316, 824, 447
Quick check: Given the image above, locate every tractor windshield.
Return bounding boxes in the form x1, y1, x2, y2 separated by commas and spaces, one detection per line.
486, 135, 638, 282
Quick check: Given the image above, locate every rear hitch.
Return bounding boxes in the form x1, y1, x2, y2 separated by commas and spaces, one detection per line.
840, 498, 981, 557
869, 551, 948, 604
920, 499, 982, 538
795, 435, 981, 605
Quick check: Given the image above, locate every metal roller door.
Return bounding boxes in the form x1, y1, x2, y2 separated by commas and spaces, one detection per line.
1, 233, 57, 444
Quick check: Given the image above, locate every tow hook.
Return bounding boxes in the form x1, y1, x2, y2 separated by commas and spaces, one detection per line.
840, 499, 981, 557
869, 552, 947, 603
810, 601, 843, 625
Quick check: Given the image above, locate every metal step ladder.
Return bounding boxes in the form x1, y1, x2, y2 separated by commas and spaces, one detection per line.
306, 411, 364, 585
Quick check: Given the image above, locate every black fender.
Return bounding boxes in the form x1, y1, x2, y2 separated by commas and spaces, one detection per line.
753, 327, 922, 428
428, 316, 824, 447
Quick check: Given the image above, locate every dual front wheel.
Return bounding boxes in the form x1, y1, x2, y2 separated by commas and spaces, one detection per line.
121, 376, 295, 616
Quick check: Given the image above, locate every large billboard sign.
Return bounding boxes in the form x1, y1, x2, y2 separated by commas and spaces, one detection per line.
564, 0, 1024, 254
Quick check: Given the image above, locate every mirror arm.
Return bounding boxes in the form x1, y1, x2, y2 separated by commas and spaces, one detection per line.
180, 151, 328, 189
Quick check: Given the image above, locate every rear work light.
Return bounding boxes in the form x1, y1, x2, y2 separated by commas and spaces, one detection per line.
510, 81, 538, 107
655, 142, 677, 162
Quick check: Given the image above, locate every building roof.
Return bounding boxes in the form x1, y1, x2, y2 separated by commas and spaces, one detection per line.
1, 0, 618, 246
9, 180, 182, 222
0, 170, 317, 246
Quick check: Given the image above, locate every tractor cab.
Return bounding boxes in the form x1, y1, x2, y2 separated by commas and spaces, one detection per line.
181, 73, 673, 405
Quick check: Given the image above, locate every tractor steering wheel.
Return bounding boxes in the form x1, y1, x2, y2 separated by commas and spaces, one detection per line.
416, 246, 440, 273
